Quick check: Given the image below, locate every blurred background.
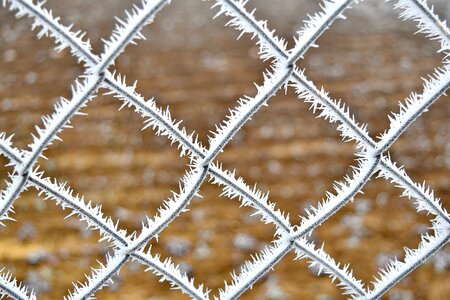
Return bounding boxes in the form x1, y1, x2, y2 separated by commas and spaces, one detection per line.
0, 0, 449, 299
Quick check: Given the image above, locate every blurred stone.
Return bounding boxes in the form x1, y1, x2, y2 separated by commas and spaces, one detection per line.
340, 214, 368, 238
354, 199, 371, 214
178, 261, 194, 277
197, 229, 212, 241
127, 260, 142, 273
259, 126, 275, 139
114, 206, 133, 221
24, 71, 37, 85
16, 222, 37, 241
376, 193, 388, 206
345, 235, 361, 248
241, 211, 260, 224
264, 275, 290, 300
433, 249, 450, 273
26, 249, 48, 265
24, 270, 52, 294
107, 275, 122, 292
33, 198, 46, 212
3, 49, 16, 62
194, 241, 211, 260
316, 295, 332, 300
79, 224, 92, 239
412, 224, 428, 236
389, 289, 414, 300
376, 252, 400, 269
308, 263, 326, 277
233, 233, 258, 252
267, 160, 282, 175
165, 237, 192, 257
0, 98, 14, 111
191, 208, 206, 222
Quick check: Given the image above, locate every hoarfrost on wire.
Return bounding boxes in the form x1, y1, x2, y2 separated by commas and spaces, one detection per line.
0, 0, 449, 299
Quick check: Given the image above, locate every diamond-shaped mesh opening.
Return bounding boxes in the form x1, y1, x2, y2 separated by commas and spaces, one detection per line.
379, 243, 450, 299
0, 13, 80, 149
40, 94, 191, 233
113, 0, 268, 145
388, 96, 450, 213
314, 176, 439, 287
217, 88, 356, 219
150, 182, 275, 294
300, 1, 447, 138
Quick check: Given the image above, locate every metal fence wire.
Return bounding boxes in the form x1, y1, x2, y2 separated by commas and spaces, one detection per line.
0, 0, 449, 299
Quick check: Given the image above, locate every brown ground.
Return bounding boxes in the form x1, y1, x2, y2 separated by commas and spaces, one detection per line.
0, 1, 449, 299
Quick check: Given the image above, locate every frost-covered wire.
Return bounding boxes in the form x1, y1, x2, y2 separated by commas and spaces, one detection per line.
68, 250, 209, 300
1, 0, 298, 296
213, 0, 449, 297
0, 2, 307, 297
0, 0, 449, 298
1, 0, 293, 242
0, 173, 29, 226
215, 0, 449, 223
1, 0, 208, 297
1, 0, 296, 258
0, 268, 35, 300
202, 63, 293, 167
91, 0, 170, 74
19, 74, 104, 176
0, 136, 209, 300
6, 0, 170, 178
365, 228, 450, 300
389, 0, 450, 53
210, 1, 374, 297
218, 241, 292, 300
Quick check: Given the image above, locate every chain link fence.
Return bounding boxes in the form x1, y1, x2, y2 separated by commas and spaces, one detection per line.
0, 0, 449, 299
